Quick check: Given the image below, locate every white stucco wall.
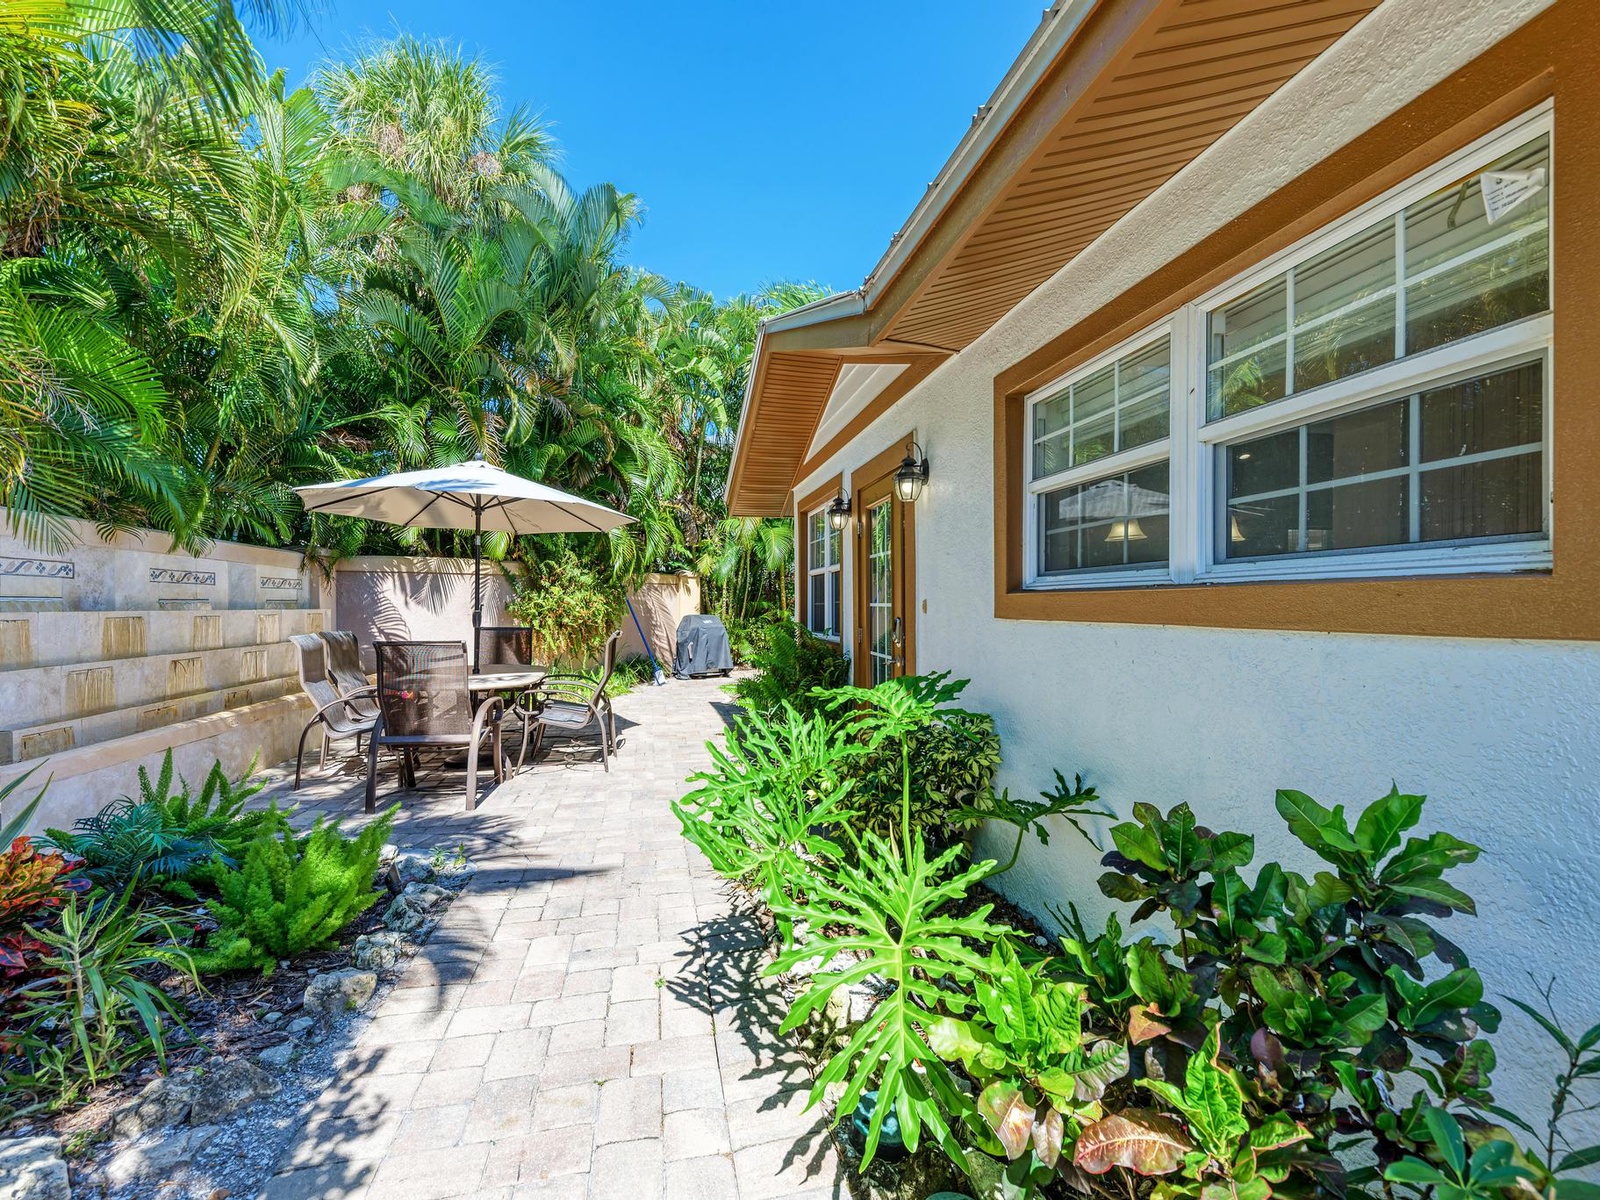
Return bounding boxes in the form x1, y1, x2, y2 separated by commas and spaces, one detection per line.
795, 0, 1591, 1120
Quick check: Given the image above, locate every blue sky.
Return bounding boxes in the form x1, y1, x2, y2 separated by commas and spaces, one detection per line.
258, 2, 1043, 300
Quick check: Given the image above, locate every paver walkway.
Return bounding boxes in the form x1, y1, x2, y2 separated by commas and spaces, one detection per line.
258, 675, 846, 1200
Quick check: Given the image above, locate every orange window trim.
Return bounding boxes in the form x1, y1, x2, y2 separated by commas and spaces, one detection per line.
851, 435, 920, 679
992, 4, 1599, 642
795, 474, 843, 637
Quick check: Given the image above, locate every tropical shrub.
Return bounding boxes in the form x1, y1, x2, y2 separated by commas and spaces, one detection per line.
674, 704, 862, 935
772, 831, 1020, 1169
1384, 987, 1600, 1200
42, 752, 283, 897
505, 552, 621, 666
0, 838, 75, 934
195, 808, 396, 973
5, 889, 196, 1099
730, 619, 848, 718
830, 672, 1002, 848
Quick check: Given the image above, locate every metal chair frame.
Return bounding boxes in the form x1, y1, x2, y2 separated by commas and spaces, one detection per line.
534, 630, 622, 772
288, 634, 377, 789
319, 630, 378, 718
366, 640, 504, 812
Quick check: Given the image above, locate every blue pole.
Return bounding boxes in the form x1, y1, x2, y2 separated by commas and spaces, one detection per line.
625, 596, 667, 685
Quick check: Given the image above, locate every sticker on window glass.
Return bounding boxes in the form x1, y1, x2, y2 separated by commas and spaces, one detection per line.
1480, 168, 1547, 224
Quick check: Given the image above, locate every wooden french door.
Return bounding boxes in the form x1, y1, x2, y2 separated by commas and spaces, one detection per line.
852, 467, 915, 686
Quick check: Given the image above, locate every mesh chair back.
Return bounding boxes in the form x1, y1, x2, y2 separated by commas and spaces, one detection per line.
320, 631, 369, 692
289, 633, 344, 713
587, 630, 622, 703
375, 641, 473, 738
477, 626, 536, 669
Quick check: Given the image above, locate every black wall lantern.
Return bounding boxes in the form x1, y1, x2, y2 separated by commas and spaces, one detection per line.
893, 441, 929, 504
826, 491, 851, 532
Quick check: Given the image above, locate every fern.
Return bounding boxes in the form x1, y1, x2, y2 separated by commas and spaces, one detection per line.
41, 751, 286, 896
194, 807, 397, 974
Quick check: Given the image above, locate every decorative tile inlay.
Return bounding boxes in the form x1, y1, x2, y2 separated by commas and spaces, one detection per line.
241, 648, 266, 681
168, 656, 203, 697
149, 568, 216, 586
157, 599, 211, 610
102, 615, 147, 660
0, 619, 31, 668
192, 614, 222, 651
260, 576, 302, 590
136, 705, 179, 733
19, 726, 75, 760
224, 687, 252, 709
66, 667, 115, 717
306, 611, 326, 632
0, 556, 74, 580
256, 612, 281, 643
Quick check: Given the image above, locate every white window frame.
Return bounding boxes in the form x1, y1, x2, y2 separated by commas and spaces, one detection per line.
1021, 103, 1554, 591
1022, 322, 1181, 590
804, 507, 843, 640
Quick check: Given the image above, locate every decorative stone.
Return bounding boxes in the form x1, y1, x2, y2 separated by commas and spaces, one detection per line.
434, 855, 478, 890
258, 1042, 298, 1069
108, 1072, 201, 1138
104, 1126, 218, 1188
286, 1016, 314, 1036
385, 851, 436, 891
302, 968, 378, 1019
353, 930, 407, 972
823, 975, 887, 1028
189, 1061, 280, 1125
261, 1011, 283, 1026
0, 1136, 70, 1200
382, 882, 452, 933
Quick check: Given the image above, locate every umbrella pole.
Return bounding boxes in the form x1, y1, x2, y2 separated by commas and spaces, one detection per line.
472, 505, 483, 673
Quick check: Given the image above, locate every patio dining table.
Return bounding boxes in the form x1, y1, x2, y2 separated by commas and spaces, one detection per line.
468, 668, 548, 774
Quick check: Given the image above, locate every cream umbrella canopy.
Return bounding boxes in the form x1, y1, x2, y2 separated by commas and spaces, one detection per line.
294, 458, 634, 669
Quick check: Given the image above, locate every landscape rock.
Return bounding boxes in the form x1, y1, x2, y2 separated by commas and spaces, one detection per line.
382, 882, 452, 933
189, 1061, 280, 1125
385, 850, 436, 891
433, 854, 478, 889
258, 1042, 298, 1069
286, 1016, 314, 1035
0, 1136, 70, 1200
104, 1126, 219, 1189
108, 1072, 201, 1138
353, 930, 408, 972
303, 968, 378, 1019
261, 1011, 283, 1026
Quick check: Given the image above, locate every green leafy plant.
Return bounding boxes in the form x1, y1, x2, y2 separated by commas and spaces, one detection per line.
6, 888, 195, 1094
730, 619, 849, 719
0, 766, 48, 846
673, 704, 862, 934
41, 752, 285, 896
1122, 1029, 1313, 1200
771, 831, 1019, 1171
927, 942, 1130, 1196
1383, 986, 1600, 1200
1384, 1107, 1534, 1200
194, 808, 396, 974
505, 552, 621, 666
839, 673, 1005, 850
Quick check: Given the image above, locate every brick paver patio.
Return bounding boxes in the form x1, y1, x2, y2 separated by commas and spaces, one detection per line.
256, 675, 846, 1200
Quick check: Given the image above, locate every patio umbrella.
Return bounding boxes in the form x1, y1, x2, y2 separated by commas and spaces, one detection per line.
294, 457, 634, 669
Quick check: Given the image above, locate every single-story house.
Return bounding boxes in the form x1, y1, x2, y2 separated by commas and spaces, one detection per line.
727, 0, 1598, 1118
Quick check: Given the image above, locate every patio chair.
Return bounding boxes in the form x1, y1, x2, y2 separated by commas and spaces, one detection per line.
288, 633, 377, 789
366, 640, 504, 812
476, 625, 538, 670
319, 630, 378, 718
534, 630, 622, 772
